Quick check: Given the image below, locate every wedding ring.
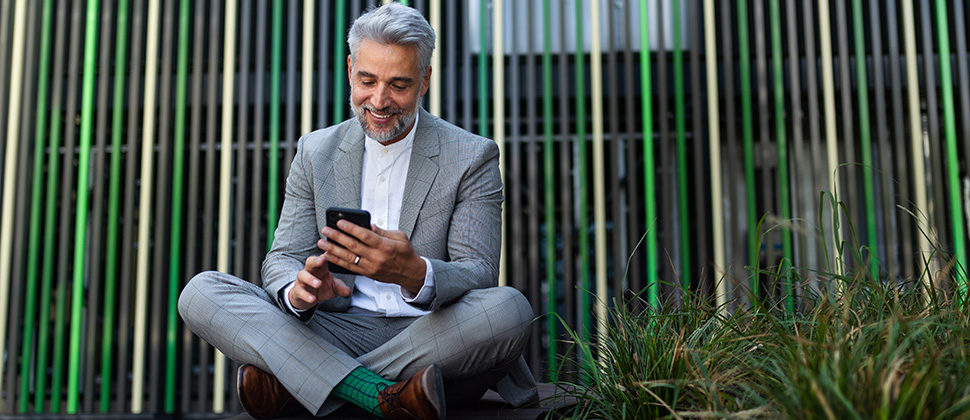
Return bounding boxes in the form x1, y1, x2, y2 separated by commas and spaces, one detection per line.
353, 255, 361, 265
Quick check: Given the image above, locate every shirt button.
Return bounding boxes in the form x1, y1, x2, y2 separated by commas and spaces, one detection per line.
382, 149, 388, 155
380, 176, 386, 182
385, 294, 392, 300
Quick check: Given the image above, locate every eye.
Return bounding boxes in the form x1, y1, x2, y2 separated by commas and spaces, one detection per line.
392, 84, 407, 91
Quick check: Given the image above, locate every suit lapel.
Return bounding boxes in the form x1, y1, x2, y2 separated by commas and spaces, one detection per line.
332, 123, 365, 209
399, 109, 439, 238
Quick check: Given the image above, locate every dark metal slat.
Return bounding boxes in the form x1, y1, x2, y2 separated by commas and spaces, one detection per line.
623, 0, 641, 294
690, 0, 709, 293
885, 0, 913, 279
509, 1, 523, 296
869, 0, 896, 278
200, 0, 223, 411
785, 0, 806, 278
656, 0, 674, 295
316, 0, 330, 128
6, 0, 39, 410
84, 0, 115, 411
719, 1, 740, 289
558, 0, 575, 371
182, 0, 207, 411
803, 0, 824, 282
835, 0, 861, 266
150, 0, 177, 411
606, 0, 624, 302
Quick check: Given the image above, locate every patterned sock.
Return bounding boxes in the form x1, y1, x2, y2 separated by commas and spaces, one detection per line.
332, 366, 395, 416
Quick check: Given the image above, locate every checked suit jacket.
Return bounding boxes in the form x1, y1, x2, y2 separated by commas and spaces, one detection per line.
260, 107, 538, 406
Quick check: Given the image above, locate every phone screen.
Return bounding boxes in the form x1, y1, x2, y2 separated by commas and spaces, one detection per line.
324, 207, 371, 274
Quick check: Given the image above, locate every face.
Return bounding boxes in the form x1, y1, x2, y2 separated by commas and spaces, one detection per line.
348, 39, 431, 144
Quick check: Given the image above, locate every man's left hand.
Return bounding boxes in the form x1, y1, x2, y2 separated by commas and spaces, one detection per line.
318, 220, 427, 294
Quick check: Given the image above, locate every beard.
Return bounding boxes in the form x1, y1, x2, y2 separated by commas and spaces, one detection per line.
350, 91, 420, 144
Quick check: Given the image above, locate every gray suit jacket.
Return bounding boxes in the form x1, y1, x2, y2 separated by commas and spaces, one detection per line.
261, 108, 503, 309
260, 108, 538, 406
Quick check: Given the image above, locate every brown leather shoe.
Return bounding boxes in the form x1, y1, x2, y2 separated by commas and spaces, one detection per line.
377, 364, 446, 420
237, 364, 308, 419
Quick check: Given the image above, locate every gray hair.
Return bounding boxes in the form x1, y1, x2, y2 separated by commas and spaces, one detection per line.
348, 3, 436, 75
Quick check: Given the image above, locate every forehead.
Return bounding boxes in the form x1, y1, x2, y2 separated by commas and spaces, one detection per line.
353, 39, 421, 79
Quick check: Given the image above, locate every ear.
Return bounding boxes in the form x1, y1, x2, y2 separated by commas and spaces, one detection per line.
420, 66, 431, 96
346, 55, 353, 83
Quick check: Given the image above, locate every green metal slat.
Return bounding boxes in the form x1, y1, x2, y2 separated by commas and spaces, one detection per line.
478, 0, 487, 137
19, 0, 57, 413
769, 0, 793, 313
935, 0, 969, 301
36, 1, 69, 411
283, 0, 297, 177
84, 0, 114, 411
332, 0, 346, 123
53, 0, 84, 410
20, 0, 53, 412
102, 0, 129, 411
673, 0, 689, 289
737, 0, 757, 296
67, 0, 101, 412
639, 0, 658, 308
167, 0, 190, 413
268, 0, 282, 252
851, 0, 878, 280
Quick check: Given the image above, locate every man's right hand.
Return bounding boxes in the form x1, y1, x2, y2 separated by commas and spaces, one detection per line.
288, 254, 352, 311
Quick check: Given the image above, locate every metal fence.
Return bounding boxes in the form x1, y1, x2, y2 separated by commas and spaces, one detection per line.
0, 0, 967, 417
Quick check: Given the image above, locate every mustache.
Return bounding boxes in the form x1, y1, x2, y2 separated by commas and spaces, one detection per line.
362, 104, 402, 115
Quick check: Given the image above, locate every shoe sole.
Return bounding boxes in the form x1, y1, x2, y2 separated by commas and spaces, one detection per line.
423, 364, 447, 420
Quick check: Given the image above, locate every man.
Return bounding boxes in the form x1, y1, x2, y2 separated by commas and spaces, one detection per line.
178, 3, 538, 420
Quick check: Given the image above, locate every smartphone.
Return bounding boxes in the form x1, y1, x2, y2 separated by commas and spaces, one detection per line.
324, 207, 371, 274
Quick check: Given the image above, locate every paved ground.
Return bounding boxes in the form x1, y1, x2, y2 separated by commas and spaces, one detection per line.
223, 383, 571, 420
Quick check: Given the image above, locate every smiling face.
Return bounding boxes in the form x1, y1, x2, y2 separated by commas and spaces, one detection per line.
348, 39, 431, 145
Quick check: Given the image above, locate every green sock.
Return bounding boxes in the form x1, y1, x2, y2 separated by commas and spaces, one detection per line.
332, 366, 395, 416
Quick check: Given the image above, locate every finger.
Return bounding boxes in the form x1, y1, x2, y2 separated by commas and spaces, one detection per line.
329, 276, 352, 297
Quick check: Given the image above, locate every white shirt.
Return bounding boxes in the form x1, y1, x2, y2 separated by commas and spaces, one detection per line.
284, 113, 434, 317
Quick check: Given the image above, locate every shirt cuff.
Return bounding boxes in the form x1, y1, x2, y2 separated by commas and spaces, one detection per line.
401, 257, 436, 305
281, 281, 312, 317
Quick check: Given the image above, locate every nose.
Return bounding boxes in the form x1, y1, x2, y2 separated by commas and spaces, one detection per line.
369, 84, 391, 110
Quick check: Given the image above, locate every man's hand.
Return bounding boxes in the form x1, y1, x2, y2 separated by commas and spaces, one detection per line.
319, 220, 427, 294
288, 254, 352, 311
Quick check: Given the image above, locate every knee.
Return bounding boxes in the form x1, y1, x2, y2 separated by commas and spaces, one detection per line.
178, 270, 238, 327
469, 286, 535, 340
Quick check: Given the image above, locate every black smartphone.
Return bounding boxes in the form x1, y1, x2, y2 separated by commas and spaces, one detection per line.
324, 207, 371, 274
